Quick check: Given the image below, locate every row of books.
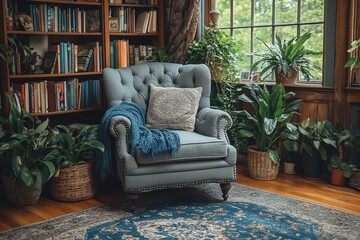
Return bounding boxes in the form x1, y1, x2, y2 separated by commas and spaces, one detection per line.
45, 42, 103, 74
12, 79, 101, 114
110, 40, 153, 68
109, 0, 159, 4
109, 8, 157, 33
29, 4, 100, 32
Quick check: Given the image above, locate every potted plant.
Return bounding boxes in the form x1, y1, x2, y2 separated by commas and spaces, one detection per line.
295, 118, 350, 179
238, 83, 302, 180
23, 50, 41, 73
282, 154, 296, 175
187, 27, 242, 82
50, 124, 104, 202
250, 32, 321, 84
345, 38, 360, 84
0, 93, 59, 206
328, 155, 358, 186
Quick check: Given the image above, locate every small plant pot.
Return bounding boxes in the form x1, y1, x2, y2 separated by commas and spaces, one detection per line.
302, 151, 323, 180
284, 162, 296, 174
330, 168, 346, 186
275, 67, 298, 85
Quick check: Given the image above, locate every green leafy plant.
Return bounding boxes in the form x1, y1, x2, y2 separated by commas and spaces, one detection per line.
211, 80, 248, 153
53, 124, 105, 168
250, 32, 321, 81
152, 47, 169, 62
238, 83, 302, 164
187, 27, 242, 81
328, 155, 358, 178
295, 118, 350, 161
0, 93, 59, 187
345, 38, 360, 69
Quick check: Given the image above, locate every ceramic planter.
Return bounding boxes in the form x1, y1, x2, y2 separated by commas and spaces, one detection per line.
2, 174, 42, 206
275, 67, 298, 85
302, 151, 323, 180
284, 162, 296, 174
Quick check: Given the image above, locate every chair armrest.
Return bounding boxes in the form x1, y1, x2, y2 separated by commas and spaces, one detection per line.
109, 116, 132, 156
195, 107, 233, 143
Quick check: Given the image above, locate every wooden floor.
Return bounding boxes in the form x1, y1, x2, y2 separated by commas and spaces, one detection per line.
1, 162, 360, 232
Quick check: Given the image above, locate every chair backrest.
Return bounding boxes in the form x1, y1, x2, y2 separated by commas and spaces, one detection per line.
102, 62, 211, 112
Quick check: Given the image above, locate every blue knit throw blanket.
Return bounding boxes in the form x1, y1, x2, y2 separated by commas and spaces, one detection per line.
97, 102, 180, 182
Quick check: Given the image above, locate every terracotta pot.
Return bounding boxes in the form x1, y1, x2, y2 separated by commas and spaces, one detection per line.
284, 162, 296, 174
275, 68, 298, 85
330, 168, 346, 186
247, 146, 279, 180
2, 174, 42, 206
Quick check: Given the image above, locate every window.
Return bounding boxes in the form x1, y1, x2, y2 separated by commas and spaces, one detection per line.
215, 0, 325, 82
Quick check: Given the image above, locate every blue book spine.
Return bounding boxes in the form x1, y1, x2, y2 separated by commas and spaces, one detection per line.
44, 4, 48, 32
60, 42, 65, 73
110, 41, 114, 68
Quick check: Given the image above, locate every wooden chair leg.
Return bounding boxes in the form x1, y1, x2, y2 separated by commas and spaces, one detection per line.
126, 194, 139, 211
220, 183, 232, 201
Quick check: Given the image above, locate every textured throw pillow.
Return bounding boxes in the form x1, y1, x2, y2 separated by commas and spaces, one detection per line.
146, 84, 202, 131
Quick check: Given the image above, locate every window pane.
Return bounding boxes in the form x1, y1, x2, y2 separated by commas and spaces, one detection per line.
234, 28, 251, 72
253, 27, 273, 80
275, 0, 298, 24
301, 0, 324, 23
217, 0, 231, 28
254, 0, 273, 25
233, 0, 252, 26
275, 26, 297, 41
300, 24, 324, 81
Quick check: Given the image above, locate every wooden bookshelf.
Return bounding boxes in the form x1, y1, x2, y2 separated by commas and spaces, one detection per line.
0, 0, 164, 123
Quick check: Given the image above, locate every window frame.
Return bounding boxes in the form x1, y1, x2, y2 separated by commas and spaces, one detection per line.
205, 0, 336, 86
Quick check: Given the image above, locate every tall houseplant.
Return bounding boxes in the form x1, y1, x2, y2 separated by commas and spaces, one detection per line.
345, 38, 360, 84
50, 124, 104, 202
238, 83, 302, 180
250, 32, 321, 84
0, 93, 58, 205
187, 27, 242, 82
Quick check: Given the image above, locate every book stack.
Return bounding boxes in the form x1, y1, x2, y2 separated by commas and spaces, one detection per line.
109, 8, 157, 33
110, 41, 153, 67
11, 79, 101, 113
29, 4, 100, 33
46, 42, 102, 74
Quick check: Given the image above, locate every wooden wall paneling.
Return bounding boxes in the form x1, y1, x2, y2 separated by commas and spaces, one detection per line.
0, 0, 10, 117
334, 0, 350, 128
103, 1, 110, 68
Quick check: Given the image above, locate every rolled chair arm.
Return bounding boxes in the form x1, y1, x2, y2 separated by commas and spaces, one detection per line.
109, 116, 132, 158
195, 107, 233, 144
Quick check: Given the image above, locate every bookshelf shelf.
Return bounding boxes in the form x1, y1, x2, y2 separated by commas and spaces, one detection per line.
10, 72, 102, 79
32, 107, 102, 117
26, 0, 102, 6
109, 4, 159, 8
109, 32, 159, 36
7, 31, 103, 36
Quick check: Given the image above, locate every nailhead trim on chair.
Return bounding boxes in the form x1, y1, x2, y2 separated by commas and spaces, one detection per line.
112, 120, 237, 193
124, 177, 236, 193
217, 115, 232, 144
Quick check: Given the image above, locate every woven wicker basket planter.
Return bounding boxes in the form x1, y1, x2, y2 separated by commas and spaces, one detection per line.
50, 163, 97, 202
247, 147, 279, 180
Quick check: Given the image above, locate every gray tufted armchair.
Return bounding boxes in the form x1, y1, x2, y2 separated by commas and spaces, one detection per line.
102, 62, 236, 200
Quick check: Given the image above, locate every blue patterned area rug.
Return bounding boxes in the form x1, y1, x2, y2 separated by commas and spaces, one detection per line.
1, 183, 360, 240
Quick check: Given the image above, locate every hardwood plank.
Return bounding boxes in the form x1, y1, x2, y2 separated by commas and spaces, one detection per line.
1, 163, 360, 232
